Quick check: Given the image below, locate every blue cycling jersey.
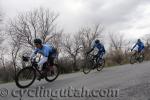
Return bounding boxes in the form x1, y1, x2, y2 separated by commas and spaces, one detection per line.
33, 44, 54, 57
93, 43, 105, 53
132, 41, 144, 51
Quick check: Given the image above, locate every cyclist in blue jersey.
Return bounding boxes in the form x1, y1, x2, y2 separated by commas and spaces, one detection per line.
131, 39, 144, 54
30, 38, 57, 71
87, 39, 105, 61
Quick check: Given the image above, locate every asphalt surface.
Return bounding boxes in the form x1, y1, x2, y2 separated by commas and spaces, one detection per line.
0, 61, 150, 100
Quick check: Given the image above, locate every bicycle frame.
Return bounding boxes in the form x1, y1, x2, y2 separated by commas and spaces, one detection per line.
32, 61, 53, 76
87, 54, 99, 66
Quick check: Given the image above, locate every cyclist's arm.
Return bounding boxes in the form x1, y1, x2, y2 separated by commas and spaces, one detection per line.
87, 48, 94, 54
87, 44, 96, 54
38, 57, 48, 66
37, 47, 51, 66
30, 49, 38, 60
131, 43, 137, 51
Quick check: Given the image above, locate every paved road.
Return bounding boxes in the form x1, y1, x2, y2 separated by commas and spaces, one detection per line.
0, 61, 150, 100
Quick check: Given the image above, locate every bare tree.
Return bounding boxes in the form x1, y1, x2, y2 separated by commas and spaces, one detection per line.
109, 33, 126, 51
0, 10, 5, 69
61, 24, 104, 71
142, 34, 150, 60
0, 10, 3, 43
46, 30, 63, 52
61, 34, 81, 71
78, 24, 104, 57
8, 8, 61, 49
6, 8, 62, 72
108, 33, 128, 64
143, 34, 150, 49
10, 34, 22, 76
0, 10, 2, 23
0, 48, 6, 70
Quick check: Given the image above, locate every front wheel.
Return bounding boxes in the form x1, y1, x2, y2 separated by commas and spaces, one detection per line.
97, 59, 105, 71
45, 64, 59, 82
83, 60, 93, 74
15, 67, 36, 88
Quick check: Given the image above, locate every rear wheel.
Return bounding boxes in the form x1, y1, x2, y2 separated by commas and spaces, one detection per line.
15, 67, 36, 88
138, 54, 144, 63
130, 54, 136, 64
97, 59, 105, 71
45, 64, 59, 82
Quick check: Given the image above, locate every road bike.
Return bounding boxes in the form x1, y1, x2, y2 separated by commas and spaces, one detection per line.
15, 56, 59, 88
130, 51, 144, 64
83, 53, 105, 74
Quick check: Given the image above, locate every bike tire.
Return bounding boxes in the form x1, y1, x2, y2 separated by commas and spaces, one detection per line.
15, 67, 36, 88
83, 60, 93, 74
130, 55, 136, 64
97, 59, 105, 71
45, 64, 59, 82
138, 54, 144, 63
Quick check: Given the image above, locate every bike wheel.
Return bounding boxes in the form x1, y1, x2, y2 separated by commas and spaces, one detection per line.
130, 55, 136, 64
83, 60, 93, 74
45, 64, 59, 82
15, 67, 36, 88
97, 59, 105, 71
138, 54, 144, 63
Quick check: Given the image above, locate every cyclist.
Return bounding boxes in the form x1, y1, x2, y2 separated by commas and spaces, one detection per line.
131, 39, 144, 55
87, 39, 105, 64
30, 38, 58, 79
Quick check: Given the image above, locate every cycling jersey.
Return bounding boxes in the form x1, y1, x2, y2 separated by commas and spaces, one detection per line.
33, 44, 54, 57
30, 44, 56, 70
93, 43, 105, 53
132, 41, 144, 52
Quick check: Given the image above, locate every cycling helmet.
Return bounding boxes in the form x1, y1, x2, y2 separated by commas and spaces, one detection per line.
137, 39, 141, 42
95, 39, 100, 44
34, 38, 42, 44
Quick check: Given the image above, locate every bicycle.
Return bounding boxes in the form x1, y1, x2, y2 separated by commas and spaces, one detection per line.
83, 53, 105, 74
15, 56, 59, 88
130, 50, 144, 64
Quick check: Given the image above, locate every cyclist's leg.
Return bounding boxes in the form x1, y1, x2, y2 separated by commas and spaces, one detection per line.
95, 51, 103, 64
133, 49, 138, 57
138, 48, 144, 57
49, 57, 54, 66
48, 55, 56, 75
133, 45, 138, 56
100, 52, 104, 59
37, 63, 47, 80
98, 52, 104, 64
42, 63, 47, 71
48, 54, 55, 70
37, 55, 54, 80
95, 52, 100, 63
135, 48, 142, 61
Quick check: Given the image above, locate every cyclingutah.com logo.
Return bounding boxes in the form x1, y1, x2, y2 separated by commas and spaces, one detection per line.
0, 86, 119, 98
0, 88, 8, 97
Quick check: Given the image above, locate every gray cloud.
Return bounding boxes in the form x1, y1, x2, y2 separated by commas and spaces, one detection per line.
80, 0, 148, 26
1, 0, 150, 38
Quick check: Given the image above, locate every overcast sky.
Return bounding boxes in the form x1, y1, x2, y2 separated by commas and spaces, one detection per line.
1, 0, 150, 41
